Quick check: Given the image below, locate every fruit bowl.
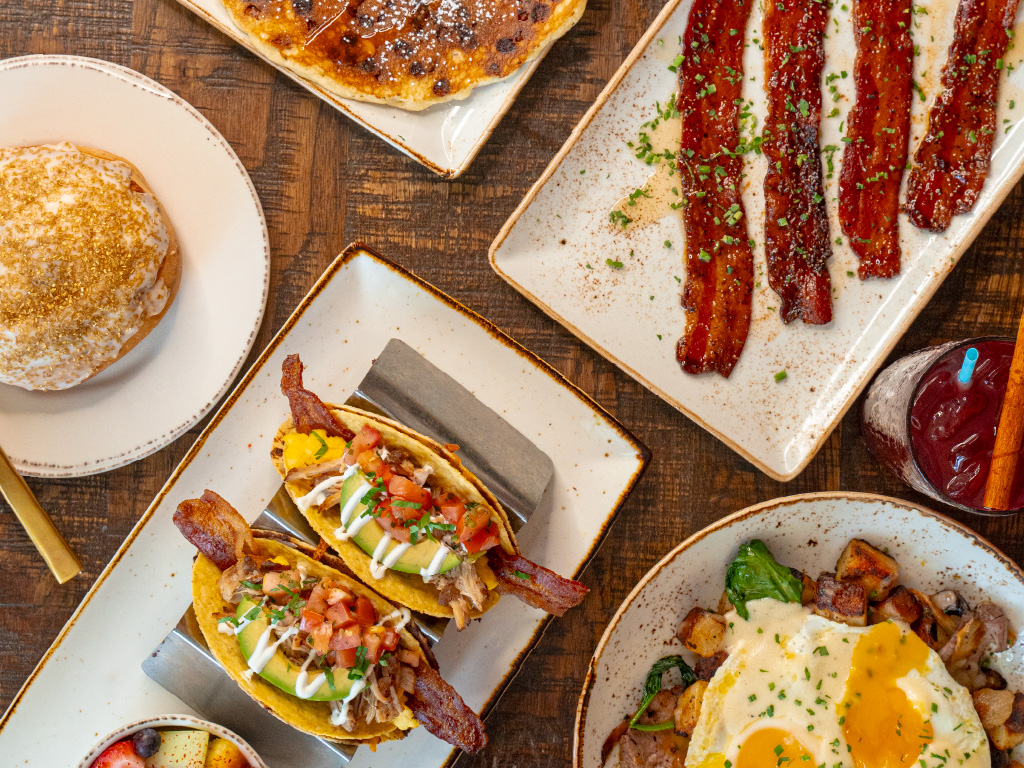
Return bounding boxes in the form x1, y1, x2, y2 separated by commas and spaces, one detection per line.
77, 714, 267, 768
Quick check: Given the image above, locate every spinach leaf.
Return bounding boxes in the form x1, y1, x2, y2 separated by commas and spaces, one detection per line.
628, 655, 697, 728
724, 539, 804, 619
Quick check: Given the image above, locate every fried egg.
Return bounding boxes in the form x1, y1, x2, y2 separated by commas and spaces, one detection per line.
686, 598, 989, 768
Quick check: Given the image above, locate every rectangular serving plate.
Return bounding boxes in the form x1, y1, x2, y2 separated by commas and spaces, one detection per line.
490, 0, 1024, 480
174, 0, 550, 177
0, 245, 647, 768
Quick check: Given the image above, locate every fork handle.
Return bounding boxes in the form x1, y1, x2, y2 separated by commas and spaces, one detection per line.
0, 445, 82, 584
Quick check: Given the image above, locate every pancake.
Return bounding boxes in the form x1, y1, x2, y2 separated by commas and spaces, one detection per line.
221, 0, 587, 110
0, 143, 180, 391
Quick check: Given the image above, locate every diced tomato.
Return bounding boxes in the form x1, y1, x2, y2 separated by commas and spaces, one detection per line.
437, 492, 466, 525
325, 602, 357, 629
362, 629, 384, 664
310, 622, 333, 655
354, 597, 377, 627
306, 584, 328, 614
357, 450, 392, 482
376, 512, 412, 543
387, 476, 433, 511
349, 425, 381, 456
335, 647, 358, 668
382, 626, 400, 652
300, 609, 324, 633
458, 509, 500, 553
329, 625, 362, 651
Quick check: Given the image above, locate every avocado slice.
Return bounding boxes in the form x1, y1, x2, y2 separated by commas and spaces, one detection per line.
234, 598, 353, 701
334, 472, 462, 576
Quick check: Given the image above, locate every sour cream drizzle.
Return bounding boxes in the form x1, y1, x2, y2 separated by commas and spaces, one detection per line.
381, 607, 412, 632
294, 648, 328, 700
330, 679, 368, 726
296, 464, 359, 512
420, 544, 452, 581
333, 479, 373, 541
370, 534, 393, 579
247, 625, 299, 674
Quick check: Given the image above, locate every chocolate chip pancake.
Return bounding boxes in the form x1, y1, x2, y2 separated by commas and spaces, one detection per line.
222, 0, 586, 110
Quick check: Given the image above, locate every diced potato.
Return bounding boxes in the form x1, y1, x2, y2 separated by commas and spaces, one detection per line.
204, 738, 248, 768
673, 681, 708, 737
676, 608, 727, 658
989, 692, 1024, 750
790, 568, 817, 606
814, 574, 867, 626
835, 539, 900, 601
695, 651, 728, 682
718, 591, 732, 615
868, 586, 923, 626
973, 688, 1015, 729
945, 616, 986, 665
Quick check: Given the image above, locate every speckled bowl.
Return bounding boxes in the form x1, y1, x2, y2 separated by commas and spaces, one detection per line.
574, 492, 1024, 768
77, 715, 267, 768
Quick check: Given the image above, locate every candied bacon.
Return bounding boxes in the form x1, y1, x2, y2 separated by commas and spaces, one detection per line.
173, 490, 254, 570
674, 0, 756, 378
409, 664, 487, 753
904, 0, 1021, 231
488, 548, 589, 616
280, 354, 356, 440
762, 0, 833, 323
838, 0, 913, 278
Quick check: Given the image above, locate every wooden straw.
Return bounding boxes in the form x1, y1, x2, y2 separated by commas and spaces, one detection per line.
983, 310, 1024, 511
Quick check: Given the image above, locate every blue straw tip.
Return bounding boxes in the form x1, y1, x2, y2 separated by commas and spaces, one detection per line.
958, 347, 980, 384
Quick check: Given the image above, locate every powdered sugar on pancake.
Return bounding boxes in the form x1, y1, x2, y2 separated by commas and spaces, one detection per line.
0, 143, 172, 390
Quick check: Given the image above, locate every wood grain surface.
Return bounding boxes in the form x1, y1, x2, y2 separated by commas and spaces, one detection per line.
2, 1, 1024, 765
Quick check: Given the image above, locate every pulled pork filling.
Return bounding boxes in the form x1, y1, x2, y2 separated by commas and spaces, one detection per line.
216, 559, 419, 732
283, 424, 503, 623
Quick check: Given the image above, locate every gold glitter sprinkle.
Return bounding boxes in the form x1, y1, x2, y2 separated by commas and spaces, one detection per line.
0, 143, 172, 390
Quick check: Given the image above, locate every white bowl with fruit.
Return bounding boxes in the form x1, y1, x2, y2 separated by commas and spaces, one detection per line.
78, 715, 266, 768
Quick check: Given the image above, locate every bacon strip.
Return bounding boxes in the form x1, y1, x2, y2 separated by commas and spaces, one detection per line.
280, 354, 356, 440
409, 664, 487, 753
904, 0, 1020, 231
674, 0, 755, 377
173, 490, 254, 570
838, 0, 913, 278
762, 0, 833, 323
488, 548, 589, 616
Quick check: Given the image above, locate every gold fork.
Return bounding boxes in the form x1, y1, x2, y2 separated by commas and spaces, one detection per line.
0, 444, 81, 583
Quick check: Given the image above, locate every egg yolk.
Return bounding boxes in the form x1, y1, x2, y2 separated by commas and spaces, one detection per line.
735, 728, 814, 768
842, 621, 934, 767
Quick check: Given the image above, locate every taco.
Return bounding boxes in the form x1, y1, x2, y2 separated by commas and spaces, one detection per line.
173, 490, 486, 751
271, 354, 590, 630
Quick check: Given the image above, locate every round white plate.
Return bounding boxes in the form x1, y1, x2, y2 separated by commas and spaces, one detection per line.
0, 55, 269, 477
574, 492, 1024, 768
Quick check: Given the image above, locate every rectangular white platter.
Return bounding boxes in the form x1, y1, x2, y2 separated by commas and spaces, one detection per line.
490, 0, 1024, 480
175, 0, 553, 177
0, 246, 647, 767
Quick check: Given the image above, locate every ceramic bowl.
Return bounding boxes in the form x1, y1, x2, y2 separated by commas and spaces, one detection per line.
77, 714, 267, 768
574, 492, 1024, 767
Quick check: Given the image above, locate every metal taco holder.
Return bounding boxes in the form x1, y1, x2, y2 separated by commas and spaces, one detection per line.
143, 339, 555, 768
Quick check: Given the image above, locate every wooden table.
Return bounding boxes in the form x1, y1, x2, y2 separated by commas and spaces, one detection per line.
2, 1, 1023, 764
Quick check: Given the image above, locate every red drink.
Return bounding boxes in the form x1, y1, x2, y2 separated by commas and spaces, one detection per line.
862, 338, 1024, 515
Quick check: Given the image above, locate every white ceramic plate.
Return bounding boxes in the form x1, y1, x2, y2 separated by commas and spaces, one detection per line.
490, 0, 1024, 480
0, 55, 270, 477
175, 0, 561, 177
0, 245, 647, 768
574, 492, 1024, 768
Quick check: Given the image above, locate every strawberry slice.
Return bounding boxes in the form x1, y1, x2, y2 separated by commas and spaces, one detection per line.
91, 740, 145, 768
